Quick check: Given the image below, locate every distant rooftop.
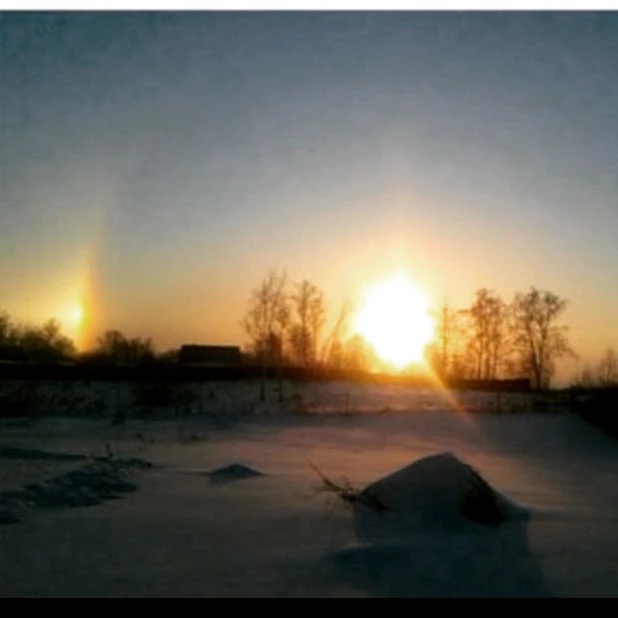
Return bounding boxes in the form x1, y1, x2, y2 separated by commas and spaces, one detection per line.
178, 344, 242, 366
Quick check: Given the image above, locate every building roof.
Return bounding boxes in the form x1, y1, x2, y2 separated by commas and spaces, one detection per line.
178, 344, 241, 365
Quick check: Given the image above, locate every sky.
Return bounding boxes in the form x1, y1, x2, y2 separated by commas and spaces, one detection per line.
0, 11, 617, 375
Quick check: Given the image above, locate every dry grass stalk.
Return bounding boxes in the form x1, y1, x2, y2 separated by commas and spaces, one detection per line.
308, 460, 389, 514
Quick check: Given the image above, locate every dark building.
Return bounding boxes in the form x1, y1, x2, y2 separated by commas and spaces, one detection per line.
178, 345, 242, 367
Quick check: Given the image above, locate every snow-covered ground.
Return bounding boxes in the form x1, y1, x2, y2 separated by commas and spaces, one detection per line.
0, 381, 616, 597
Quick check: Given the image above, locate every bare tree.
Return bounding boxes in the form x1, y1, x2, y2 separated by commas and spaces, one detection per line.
572, 349, 618, 388
573, 363, 596, 388
274, 287, 292, 402
241, 269, 289, 401
289, 279, 326, 370
429, 299, 465, 379
486, 293, 511, 379
448, 348, 477, 381
596, 348, 618, 387
461, 289, 509, 380
91, 330, 154, 365
320, 300, 353, 369
341, 333, 377, 372
0, 309, 18, 345
511, 287, 575, 390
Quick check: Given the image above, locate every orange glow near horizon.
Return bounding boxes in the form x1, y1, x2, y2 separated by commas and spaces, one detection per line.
57, 300, 85, 349
352, 271, 436, 369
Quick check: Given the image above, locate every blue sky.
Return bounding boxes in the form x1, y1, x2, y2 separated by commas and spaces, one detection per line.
1, 11, 616, 369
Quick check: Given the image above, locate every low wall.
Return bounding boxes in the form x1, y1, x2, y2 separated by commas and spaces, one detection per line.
0, 362, 531, 392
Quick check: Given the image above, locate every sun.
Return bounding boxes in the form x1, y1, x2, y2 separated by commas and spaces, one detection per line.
54, 301, 86, 349
67, 303, 84, 325
353, 271, 435, 369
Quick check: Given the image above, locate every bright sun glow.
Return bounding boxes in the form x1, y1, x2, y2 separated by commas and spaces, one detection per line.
353, 271, 435, 369
66, 303, 84, 326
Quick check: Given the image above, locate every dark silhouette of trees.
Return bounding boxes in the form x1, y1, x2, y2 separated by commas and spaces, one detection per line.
575, 348, 618, 388
0, 310, 75, 363
0, 310, 18, 345
86, 330, 155, 365
573, 364, 596, 388
241, 269, 290, 400
235, 276, 578, 391
273, 283, 291, 401
428, 300, 465, 379
242, 270, 288, 365
427, 287, 574, 389
289, 279, 326, 369
463, 289, 509, 380
320, 300, 353, 370
511, 287, 575, 390
20, 319, 76, 363
596, 348, 618, 387
427, 293, 509, 382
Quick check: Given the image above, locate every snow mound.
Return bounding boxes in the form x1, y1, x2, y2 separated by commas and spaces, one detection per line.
206, 463, 265, 484
0, 457, 150, 525
23, 460, 138, 508
354, 452, 527, 542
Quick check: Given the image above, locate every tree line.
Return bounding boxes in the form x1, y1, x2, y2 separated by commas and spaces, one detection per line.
2, 273, 616, 392
0, 311, 156, 366
428, 287, 577, 390
240, 270, 381, 378
241, 270, 617, 392
0, 314, 75, 364
573, 348, 618, 389
430, 290, 613, 390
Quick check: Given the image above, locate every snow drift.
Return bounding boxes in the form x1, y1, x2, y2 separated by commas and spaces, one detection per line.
207, 463, 265, 484
324, 453, 544, 597
354, 452, 528, 542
